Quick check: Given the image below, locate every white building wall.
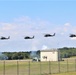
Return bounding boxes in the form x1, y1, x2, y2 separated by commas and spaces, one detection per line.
40, 50, 59, 61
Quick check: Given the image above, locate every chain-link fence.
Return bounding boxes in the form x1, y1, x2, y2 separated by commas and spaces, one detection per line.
0, 58, 76, 75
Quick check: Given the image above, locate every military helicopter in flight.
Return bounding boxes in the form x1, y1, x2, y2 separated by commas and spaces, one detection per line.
69, 34, 76, 37
0, 36, 10, 40
44, 33, 55, 37
24, 36, 34, 39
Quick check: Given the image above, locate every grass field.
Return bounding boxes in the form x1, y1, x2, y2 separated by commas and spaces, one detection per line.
51, 72, 76, 75
0, 58, 76, 75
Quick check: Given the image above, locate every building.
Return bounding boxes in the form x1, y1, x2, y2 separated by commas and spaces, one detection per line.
40, 49, 61, 61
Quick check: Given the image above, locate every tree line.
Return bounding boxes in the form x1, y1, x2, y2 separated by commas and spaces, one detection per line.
2, 52, 31, 60
2, 51, 40, 60
2, 47, 76, 60
59, 47, 76, 58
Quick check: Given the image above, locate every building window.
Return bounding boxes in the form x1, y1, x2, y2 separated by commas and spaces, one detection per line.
43, 56, 47, 59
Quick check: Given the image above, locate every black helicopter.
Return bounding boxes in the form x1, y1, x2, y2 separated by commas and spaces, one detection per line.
0, 36, 10, 40
69, 34, 76, 37
24, 36, 34, 39
44, 33, 55, 37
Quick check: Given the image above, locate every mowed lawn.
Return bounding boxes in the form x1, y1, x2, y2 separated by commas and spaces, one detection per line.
0, 58, 76, 75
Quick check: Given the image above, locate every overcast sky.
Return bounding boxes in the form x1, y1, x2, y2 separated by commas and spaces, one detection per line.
0, 0, 76, 52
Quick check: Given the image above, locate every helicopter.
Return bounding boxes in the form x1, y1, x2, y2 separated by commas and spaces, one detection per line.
0, 36, 10, 40
24, 36, 34, 39
44, 33, 55, 37
69, 34, 76, 37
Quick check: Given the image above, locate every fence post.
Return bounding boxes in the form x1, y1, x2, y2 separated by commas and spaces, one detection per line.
67, 59, 68, 72
75, 59, 76, 71
40, 61, 42, 75
49, 61, 51, 74
58, 60, 60, 73
3, 61, 5, 75
17, 61, 19, 75
28, 61, 30, 75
